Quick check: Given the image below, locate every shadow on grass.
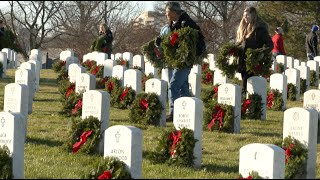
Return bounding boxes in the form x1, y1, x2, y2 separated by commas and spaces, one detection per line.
26, 136, 64, 147
39, 78, 58, 87
200, 163, 238, 174
246, 131, 282, 138
34, 98, 58, 102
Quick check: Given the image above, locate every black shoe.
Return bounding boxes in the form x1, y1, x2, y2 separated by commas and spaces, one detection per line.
166, 114, 173, 122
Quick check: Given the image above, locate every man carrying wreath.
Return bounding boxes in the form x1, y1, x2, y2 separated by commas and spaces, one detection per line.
155, 1, 206, 122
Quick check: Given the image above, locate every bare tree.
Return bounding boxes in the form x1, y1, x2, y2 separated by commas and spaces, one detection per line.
5, 1, 64, 59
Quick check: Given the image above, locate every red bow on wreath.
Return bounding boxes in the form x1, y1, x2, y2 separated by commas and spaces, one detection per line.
169, 130, 182, 157
170, 32, 179, 46
241, 99, 251, 114
267, 92, 274, 109
72, 130, 93, 153
98, 170, 112, 179
86, 60, 93, 69
283, 143, 294, 163
119, 88, 129, 101
66, 84, 75, 98
107, 81, 114, 93
91, 66, 100, 76
206, 72, 213, 84
139, 98, 149, 112
213, 86, 219, 99
72, 99, 83, 115
207, 105, 225, 131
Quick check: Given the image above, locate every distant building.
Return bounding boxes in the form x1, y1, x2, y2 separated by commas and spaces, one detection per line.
134, 11, 167, 31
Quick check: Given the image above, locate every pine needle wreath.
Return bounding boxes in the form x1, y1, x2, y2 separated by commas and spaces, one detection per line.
153, 127, 197, 167
215, 43, 242, 79
245, 47, 272, 77
0, 145, 13, 179
287, 83, 297, 101
203, 100, 234, 133
65, 116, 101, 155
96, 76, 110, 90
104, 77, 122, 106
81, 60, 97, 72
300, 78, 307, 94
129, 92, 163, 126
201, 63, 214, 85
142, 73, 154, 91
84, 156, 131, 179
141, 39, 165, 69
89, 35, 112, 53
53, 60, 66, 73
276, 63, 285, 73
90, 65, 104, 79
116, 57, 129, 69
161, 26, 205, 69
310, 70, 316, 86
275, 136, 308, 179
238, 171, 263, 179
113, 86, 136, 109
241, 93, 263, 120
59, 89, 83, 117
200, 84, 219, 105
267, 89, 284, 111
132, 66, 143, 72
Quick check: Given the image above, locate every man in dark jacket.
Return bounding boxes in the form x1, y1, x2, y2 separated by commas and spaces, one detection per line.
306, 25, 319, 60
155, 1, 206, 122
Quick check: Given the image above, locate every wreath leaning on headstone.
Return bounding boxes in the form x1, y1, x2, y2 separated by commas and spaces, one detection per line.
112, 86, 136, 109
161, 26, 206, 69
275, 136, 308, 179
238, 171, 263, 179
241, 93, 263, 120
65, 116, 101, 155
310, 70, 316, 87
84, 156, 132, 179
152, 127, 197, 167
129, 92, 163, 126
203, 100, 234, 133
287, 83, 297, 101
267, 89, 284, 111
300, 78, 307, 94
0, 145, 13, 179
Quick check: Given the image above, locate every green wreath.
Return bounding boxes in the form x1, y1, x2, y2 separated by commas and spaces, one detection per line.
58, 81, 83, 117
241, 93, 263, 120
287, 83, 297, 101
200, 84, 220, 105
0, 145, 13, 179
215, 43, 242, 78
81, 60, 97, 72
90, 35, 112, 53
203, 100, 234, 133
300, 78, 307, 94
238, 171, 263, 179
0, 62, 3, 75
115, 57, 129, 69
96, 76, 110, 90
129, 92, 163, 126
142, 73, 154, 92
141, 39, 165, 69
245, 47, 272, 77
113, 86, 136, 109
275, 136, 308, 179
267, 89, 284, 111
201, 63, 214, 85
161, 26, 205, 69
310, 70, 316, 87
84, 156, 131, 179
90, 65, 104, 79
65, 116, 101, 155
153, 127, 197, 167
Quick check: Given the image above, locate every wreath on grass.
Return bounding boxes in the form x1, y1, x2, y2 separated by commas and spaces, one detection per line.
81, 60, 97, 72
201, 62, 214, 85
84, 156, 131, 179
310, 70, 316, 87
96, 76, 110, 90
238, 171, 263, 179
0, 145, 13, 179
65, 116, 101, 155
90, 64, 104, 79
215, 43, 242, 78
141, 39, 165, 69
287, 83, 297, 101
161, 26, 206, 69
153, 127, 197, 167
267, 89, 284, 111
112, 86, 136, 109
203, 100, 234, 133
129, 92, 163, 126
59, 89, 83, 117
245, 47, 272, 77
200, 84, 219, 105
300, 78, 307, 94
275, 136, 308, 179
53, 60, 66, 73
241, 93, 263, 120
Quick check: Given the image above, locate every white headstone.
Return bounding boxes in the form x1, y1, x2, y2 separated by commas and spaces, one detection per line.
188, 72, 201, 99
104, 125, 142, 179
239, 143, 285, 179
303, 89, 320, 123
122, 52, 133, 68
307, 60, 319, 86
213, 69, 229, 85
123, 69, 142, 94
82, 90, 110, 154
207, 54, 216, 71
0, 52, 7, 78
218, 83, 241, 133
96, 52, 108, 65
112, 65, 127, 87
75, 73, 96, 93
15, 68, 33, 114
283, 107, 318, 179
132, 55, 144, 72
293, 59, 300, 68
28, 59, 40, 92
191, 64, 201, 75
270, 73, 287, 110
19, 62, 36, 99
68, 63, 86, 83
286, 56, 294, 69
0, 112, 24, 179
298, 65, 310, 91
247, 76, 267, 120
145, 78, 167, 127
276, 55, 287, 71
285, 68, 300, 100
102, 59, 116, 77
173, 97, 203, 168
144, 61, 159, 78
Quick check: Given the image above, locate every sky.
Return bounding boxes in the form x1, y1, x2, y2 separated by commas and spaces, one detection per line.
0, 1, 155, 11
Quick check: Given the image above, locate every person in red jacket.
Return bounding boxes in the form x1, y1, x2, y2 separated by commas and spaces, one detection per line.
271, 27, 286, 62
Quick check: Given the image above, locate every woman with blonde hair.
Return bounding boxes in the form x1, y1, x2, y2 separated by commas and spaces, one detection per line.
90, 22, 113, 58
236, 6, 273, 93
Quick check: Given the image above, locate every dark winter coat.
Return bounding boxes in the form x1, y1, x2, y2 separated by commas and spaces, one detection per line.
306, 31, 318, 55
238, 21, 273, 73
